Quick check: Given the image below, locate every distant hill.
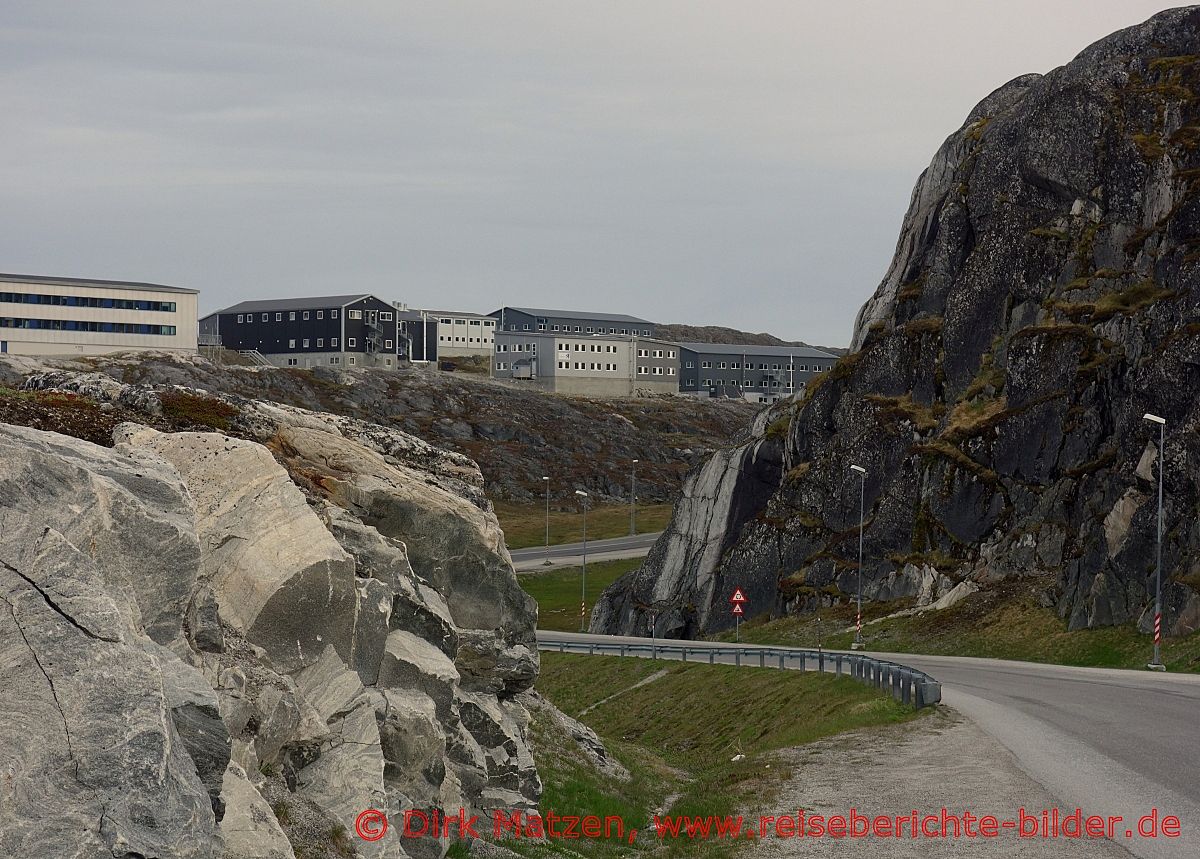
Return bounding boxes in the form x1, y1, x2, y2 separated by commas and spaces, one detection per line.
657, 323, 847, 356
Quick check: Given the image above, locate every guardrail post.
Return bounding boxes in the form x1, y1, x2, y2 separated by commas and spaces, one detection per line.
735, 650, 741, 667
892, 669, 902, 702
558, 642, 565, 653
758, 650, 765, 668
818, 651, 825, 674
798, 652, 805, 672
681, 647, 687, 663
901, 670, 911, 706
651, 644, 657, 660
778, 653, 785, 670
708, 649, 715, 665
835, 654, 842, 677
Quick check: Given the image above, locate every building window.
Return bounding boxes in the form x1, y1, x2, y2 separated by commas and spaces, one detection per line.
331, 309, 339, 319
317, 338, 324, 347
701, 361, 711, 368
685, 361, 694, 368
331, 337, 339, 347
642, 329, 650, 335
385, 339, 393, 349
686, 379, 695, 387
302, 338, 310, 348
637, 365, 648, 375
348, 310, 362, 319
348, 356, 355, 365
287, 358, 298, 366
261, 313, 269, 322
654, 349, 663, 358
288, 339, 296, 348
731, 362, 740, 370
638, 348, 648, 357
317, 310, 324, 319
330, 356, 339, 364
236, 314, 244, 323
703, 378, 712, 386
669, 350, 677, 358
289, 311, 296, 321
381, 311, 393, 321
668, 367, 675, 375
653, 367, 664, 375
300, 311, 308, 320
275, 312, 282, 321
348, 337, 356, 347
718, 362, 727, 369
620, 328, 627, 335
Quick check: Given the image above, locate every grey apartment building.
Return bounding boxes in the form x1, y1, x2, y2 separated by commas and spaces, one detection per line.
200, 294, 403, 369
493, 331, 678, 397
677, 342, 839, 401
491, 306, 655, 338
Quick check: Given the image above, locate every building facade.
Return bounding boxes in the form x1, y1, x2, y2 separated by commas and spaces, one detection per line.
200, 294, 403, 369
492, 331, 678, 397
490, 307, 655, 338
394, 307, 438, 363
0, 273, 197, 357
419, 310, 496, 358
676, 342, 839, 401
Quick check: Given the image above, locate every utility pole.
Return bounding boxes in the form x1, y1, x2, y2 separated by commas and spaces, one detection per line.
542, 476, 551, 566
1144, 413, 1167, 670
850, 464, 867, 649
630, 459, 638, 536
575, 490, 589, 632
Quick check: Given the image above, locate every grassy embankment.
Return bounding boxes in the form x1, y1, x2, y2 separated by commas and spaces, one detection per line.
501, 653, 921, 858
520, 558, 640, 632
724, 577, 1200, 673
496, 502, 673, 550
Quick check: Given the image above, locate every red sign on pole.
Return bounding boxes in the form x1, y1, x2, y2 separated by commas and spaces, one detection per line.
731, 603, 744, 616
730, 588, 746, 604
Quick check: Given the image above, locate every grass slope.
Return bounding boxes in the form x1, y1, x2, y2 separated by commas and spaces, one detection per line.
520, 558, 641, 632
497, 502, 674, 549
730, 577, 1200, 673
509, 654, 920, 858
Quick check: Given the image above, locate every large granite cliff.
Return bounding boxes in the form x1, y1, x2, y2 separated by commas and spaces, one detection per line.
594, 7, 1200, 640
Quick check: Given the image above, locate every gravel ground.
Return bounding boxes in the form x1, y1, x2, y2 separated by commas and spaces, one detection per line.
748, 707, 1131, 858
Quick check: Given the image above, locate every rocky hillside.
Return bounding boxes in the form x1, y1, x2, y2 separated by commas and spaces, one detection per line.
656, 323, 846, 355
0, 353, 754, 504
594, 8, 1200, 640
0, 371, 543, 858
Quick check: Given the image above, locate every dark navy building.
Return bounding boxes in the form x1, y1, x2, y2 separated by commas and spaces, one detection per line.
676, 342, 839, 400
200, 294, 403, 368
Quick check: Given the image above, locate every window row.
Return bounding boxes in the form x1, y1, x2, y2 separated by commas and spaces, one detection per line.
0, 292, 177, 312
558, 361, 620, 371
636, 366, 676, 376
508, 322, 652, 336
701, 378, 795, 389
697, 361, 813, 370
439, 318, 495, 327
238, 308, 339, 323
0, 317, 177, 335
636, 348, 677, 358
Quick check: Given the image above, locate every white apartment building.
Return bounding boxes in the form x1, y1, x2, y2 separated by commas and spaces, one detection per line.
426, 310, 496, 358
0, 273, 198, 357
492, 331, 679, 397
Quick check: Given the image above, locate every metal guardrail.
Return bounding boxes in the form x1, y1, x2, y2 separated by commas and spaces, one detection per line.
538, 639, 941, 710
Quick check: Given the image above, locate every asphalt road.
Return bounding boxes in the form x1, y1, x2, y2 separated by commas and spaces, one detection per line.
539, 630, 1200, 859
510, 532, 660, 572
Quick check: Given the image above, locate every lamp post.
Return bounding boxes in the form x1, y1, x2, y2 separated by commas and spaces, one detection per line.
542, 476, 551, 566
850, 464, 867, 649
575, 490, 589, 632
630, 459, 639, 536
1144, 413, 1167, 671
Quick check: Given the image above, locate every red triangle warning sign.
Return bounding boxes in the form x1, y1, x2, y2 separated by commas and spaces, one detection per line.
731, 603, 745, 616
730, 588, 747, 603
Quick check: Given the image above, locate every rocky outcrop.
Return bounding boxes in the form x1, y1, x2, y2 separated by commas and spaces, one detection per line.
1, 380, 541, 857
595, 7, 1200, 637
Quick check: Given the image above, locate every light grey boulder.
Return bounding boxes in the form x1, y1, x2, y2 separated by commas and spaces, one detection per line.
219, 763, 296, 859
0, 459, 222, 858
379, 630, 461, 719
115, 425, 357, 673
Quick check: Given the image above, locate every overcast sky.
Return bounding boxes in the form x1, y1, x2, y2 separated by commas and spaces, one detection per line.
0, 2, 1173, 345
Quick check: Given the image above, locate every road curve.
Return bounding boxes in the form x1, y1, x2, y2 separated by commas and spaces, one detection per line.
510, 532, 660, 572
538, 630, 1200, 859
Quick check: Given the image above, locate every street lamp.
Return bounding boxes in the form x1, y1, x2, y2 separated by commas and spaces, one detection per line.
630, 459, 639, 536
850, 464, 867, 649
542, 476, 551, 566
1144, 413, 1167, 671
576, 490, 589, 632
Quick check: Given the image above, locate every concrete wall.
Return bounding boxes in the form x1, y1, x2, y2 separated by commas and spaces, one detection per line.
0, 279, 197, 356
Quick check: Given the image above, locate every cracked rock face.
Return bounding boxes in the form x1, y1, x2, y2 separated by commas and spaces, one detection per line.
595, 7, 1200, 638
1, 396, 540, 857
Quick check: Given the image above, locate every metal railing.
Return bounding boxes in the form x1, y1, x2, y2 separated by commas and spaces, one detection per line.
538, 638, 941, 709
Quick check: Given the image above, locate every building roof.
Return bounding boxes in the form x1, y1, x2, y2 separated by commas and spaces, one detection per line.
495, 330, 676, 346
675, 342, 838, 359
0, 272, 197, 295
491, 306, 654, 325
212, 294, 379, 315
423, 309, 495, 319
